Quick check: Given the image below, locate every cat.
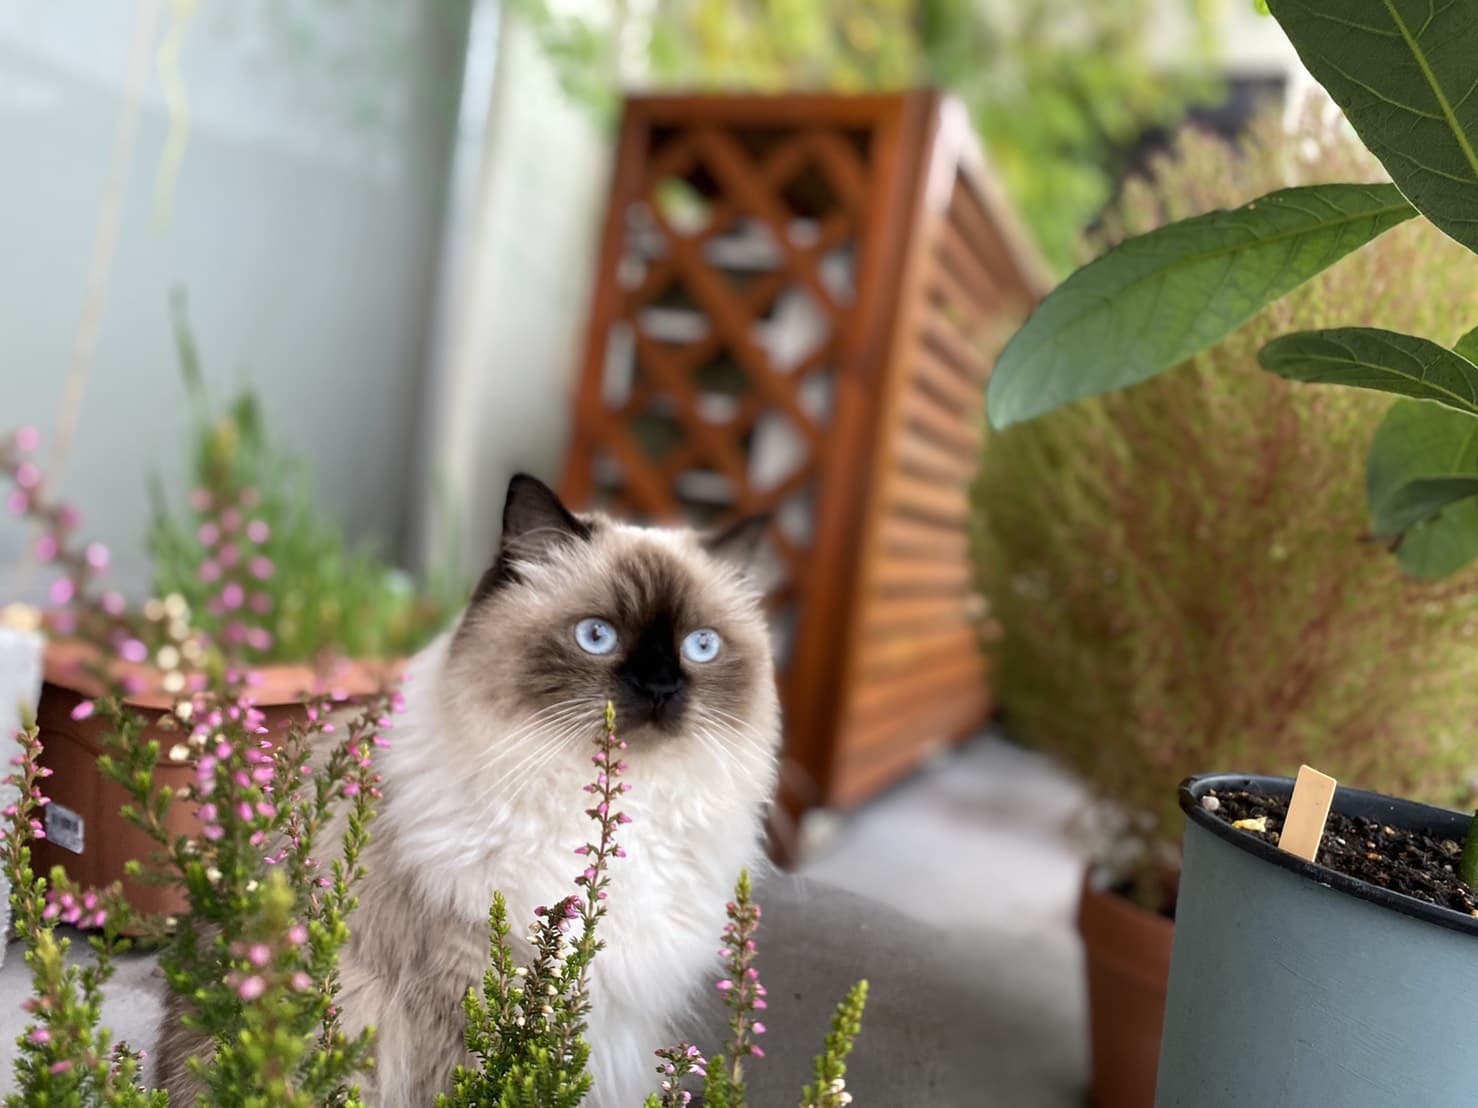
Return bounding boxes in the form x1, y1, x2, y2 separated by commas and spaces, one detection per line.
156, 474, 782, 1106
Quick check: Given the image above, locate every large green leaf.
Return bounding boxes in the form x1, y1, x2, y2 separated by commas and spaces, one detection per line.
985, 185, 1414, 429
1259, 328, 1478, 415
1457, 326, 1478, 363
1268, 0, 1478, 255
1367, 398, 1478, 577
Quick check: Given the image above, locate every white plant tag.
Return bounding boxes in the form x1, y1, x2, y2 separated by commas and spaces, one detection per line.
45, 803, 85, 855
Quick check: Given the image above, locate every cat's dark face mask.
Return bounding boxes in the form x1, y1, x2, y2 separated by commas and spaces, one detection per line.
452, 474, 771, 743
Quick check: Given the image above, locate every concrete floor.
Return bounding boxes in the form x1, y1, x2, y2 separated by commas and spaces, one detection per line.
0, 731, 1092, 1102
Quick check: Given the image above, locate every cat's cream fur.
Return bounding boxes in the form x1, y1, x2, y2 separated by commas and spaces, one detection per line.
156, 477, 781, 1106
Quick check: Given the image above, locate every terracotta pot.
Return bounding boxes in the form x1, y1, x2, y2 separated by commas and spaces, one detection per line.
1077, 871, 1174, 1108
31, 640, 402, 926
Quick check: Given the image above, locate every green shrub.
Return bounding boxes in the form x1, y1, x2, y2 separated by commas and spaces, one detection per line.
147, 299, 465, 664
970, 107, 1478, 909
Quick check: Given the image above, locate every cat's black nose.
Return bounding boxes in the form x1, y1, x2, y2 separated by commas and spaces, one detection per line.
618, 620, 688, 727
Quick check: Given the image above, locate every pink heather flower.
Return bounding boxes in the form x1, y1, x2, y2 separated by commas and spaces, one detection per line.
716, 980, 734, 992
291, 972, 312, 991
244, 628, 274, 652
119, 639, 148, 664
198, 804, 218, 823
28, 1027, 50, 1045
70, 700, 95, 722
55, 503, 80, 529
33, 534, 58, 562
5, 489, 28, 515
48, 577, 74, 606
101, 590, 127, 616
218, 543, 240, 568
83, 542, 109, 571
750, 1046, 764, 1059
237, 975, 266, 1001
249, 591, 273, 613
14, 462, 41, 490
287, 924, 307, 946
236, 801, 253, 822
752, 1022, 766, 1034
220, 508, 242, 533
221, 583, 245, 610
92, 910, 107, 928
342, 782, 360, 797
246, 519, 270, 544
14, 426, 41, 452
248, 556, 274, 581
199, 559, 222, 583
216, 741, 232, 759
247, 943, 272, 967
203, 824, 224, 841
196, 522, 220, 548
49, 1061, 72, 1075
189, 488, 212, 511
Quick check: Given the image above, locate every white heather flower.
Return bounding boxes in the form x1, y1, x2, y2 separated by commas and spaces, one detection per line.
168, 744, 190, 763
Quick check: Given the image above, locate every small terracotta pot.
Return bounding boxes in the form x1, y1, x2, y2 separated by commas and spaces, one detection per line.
1076, 872, 1174, 1108
31, 640, 403, 926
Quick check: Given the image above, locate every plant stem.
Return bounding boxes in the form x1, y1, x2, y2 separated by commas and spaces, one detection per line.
1461, 809, 1478, 888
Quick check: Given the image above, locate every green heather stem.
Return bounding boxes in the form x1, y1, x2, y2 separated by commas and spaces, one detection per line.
1461, 810, 1478, 889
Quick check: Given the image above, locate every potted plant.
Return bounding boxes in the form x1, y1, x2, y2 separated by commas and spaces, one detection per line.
23, 307, 463, 920
983, 0, 1478, 1103
970, 106, 1478, 1106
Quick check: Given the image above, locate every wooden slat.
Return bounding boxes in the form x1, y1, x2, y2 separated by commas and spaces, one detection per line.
926, 241, 994, 336
898, 384, 981, 457
857, 624, 981, 679
845, 654, 989, 744
919, 316, 994, 386
830, 686, 991, 807
948, 177, 1017, 294
893, 425, 979, 485
868, 551, 973, 595
936, 215, 1002, 310
885, 469, 970, 528
875, 512, 970, 560
862, 591, 974, 634
912, 333, 985, 415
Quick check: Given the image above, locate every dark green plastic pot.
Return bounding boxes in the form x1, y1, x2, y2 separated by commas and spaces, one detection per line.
1156, 773, 1478, 1108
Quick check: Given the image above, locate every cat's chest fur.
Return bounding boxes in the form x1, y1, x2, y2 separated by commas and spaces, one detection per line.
345, 665, 770, 1106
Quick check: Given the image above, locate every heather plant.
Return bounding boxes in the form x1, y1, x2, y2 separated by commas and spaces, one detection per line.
983, 0, 1478, 898
972, 107, 1478, 907
147, 298, 463, 665
3, 427, 868, 1105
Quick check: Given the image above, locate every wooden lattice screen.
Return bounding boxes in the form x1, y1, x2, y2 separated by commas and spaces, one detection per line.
560, 91, 1048, 845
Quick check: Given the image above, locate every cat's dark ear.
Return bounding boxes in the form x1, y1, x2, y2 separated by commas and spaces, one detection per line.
471, 475, 591, 601
703, 514, 771, 573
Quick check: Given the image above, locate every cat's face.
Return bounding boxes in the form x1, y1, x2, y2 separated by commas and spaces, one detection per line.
446, 476, 778, 754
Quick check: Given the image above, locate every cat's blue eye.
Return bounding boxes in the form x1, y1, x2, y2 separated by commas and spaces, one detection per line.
682, 628, 722, 663
574, 618, 619, 655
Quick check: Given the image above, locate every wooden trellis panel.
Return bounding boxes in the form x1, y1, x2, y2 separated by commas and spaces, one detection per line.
560, 91, 1048, 845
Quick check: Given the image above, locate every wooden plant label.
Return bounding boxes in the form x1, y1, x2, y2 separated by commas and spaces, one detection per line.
1280, 765, 1337, 862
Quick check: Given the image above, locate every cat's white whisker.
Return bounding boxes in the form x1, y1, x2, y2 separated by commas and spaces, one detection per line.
470, 726, 586, 805
467, 702, 599, 776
